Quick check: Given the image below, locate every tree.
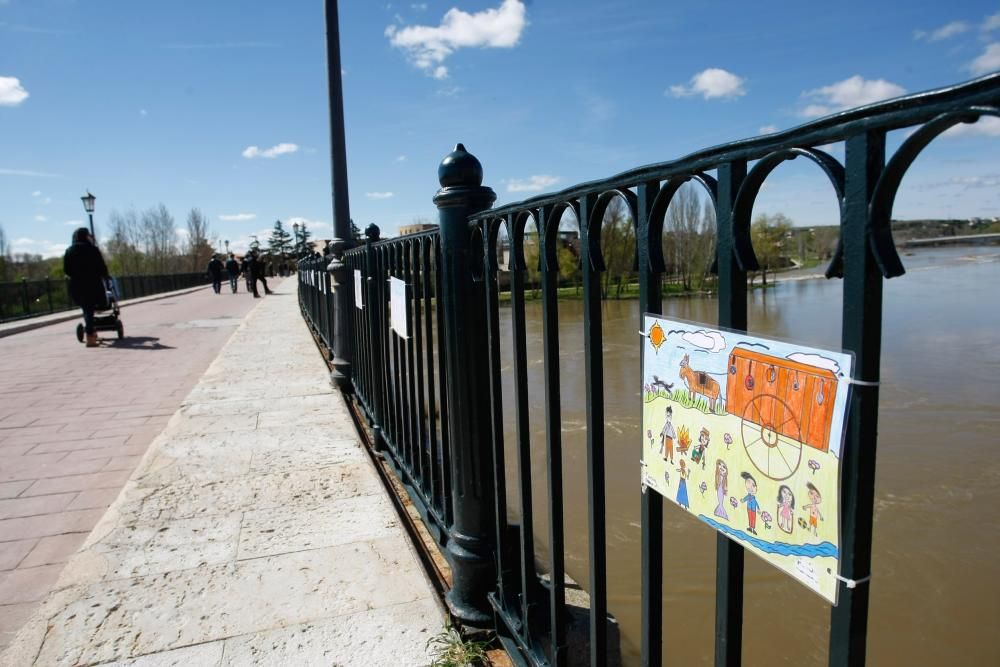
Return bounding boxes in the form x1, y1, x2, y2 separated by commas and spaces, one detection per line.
186, 208, 215, 271
601, 196, 636, 299
750, 213, 793, 285
299, 222, 312, 255
350, 219, 363, 243
141, 204, 179, 274
0, 223, 9, 281
268, 220, 293, 258
663, 184, 715, 292
105, 209, 144, 275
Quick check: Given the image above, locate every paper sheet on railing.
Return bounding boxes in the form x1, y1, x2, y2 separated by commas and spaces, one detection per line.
354, 270, 364, 309
640, 315, 853, 604
390, 276, 408, 338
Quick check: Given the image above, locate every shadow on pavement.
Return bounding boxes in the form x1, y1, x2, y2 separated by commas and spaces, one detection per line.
106, 336, 176, 350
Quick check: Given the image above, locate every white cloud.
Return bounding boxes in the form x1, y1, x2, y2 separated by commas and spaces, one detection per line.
799, 75, 906, 117
64, 219, 83, 226
787, 352, 840, 375
285, 217, 334, 240
34, 215, 47, 222
411, 3, 428, 10
396, 155, 407, 162
914, 20, 970, 42
943, 116, 1000, 137
366, 191, 395, 199
175, 228, 189, 238
928, 174, 1000, 189
242, 142, 299, 159
967, 43, 1000, 76
759, 125, 779, 134
0, 76, 29, 106
506, 174, 560, 193
981, 12, 1000, 32
219, 213, 257, 221
386, 0, 527, 78
140, 109, 148, 117
682, 330, 727, 353
10, 237, 64, 258
31, 190, 41, 197
668, 68, 746, 100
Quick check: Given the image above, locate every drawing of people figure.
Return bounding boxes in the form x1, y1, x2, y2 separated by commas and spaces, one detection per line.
660, 406, 676, 464
676, 460, 690, 510
777, 484, 795, 533
740, 472, 760, 535
692, 427, 710, 470
802, 482, 824, 536
714, 459, 729, 520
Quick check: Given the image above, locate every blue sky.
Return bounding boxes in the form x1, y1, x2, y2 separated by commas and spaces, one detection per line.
1, 0, 998, 257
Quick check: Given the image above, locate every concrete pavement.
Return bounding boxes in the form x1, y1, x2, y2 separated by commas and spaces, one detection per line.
0, 284, 263, 650
2, 279, 443, 665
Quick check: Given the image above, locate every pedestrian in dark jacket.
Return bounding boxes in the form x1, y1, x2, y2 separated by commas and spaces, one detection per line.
63, 227, 109, 347
248, 250, 274, 298
225, 253, 240, 293
207, 255, 224, 294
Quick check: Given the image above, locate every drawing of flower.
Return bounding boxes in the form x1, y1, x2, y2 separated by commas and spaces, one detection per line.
729, 496, 738, 509
808, 459, 820, 475
761, 511, 773, 529
724, 433, 733, 449
699, 481, 708, 496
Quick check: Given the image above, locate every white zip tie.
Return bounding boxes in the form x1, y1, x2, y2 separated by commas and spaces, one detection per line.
638, 330, 649, 338
832, 572, 872, 589
844, 377, 880, 387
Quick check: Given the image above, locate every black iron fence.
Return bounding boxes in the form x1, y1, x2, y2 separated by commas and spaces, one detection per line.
299, 73, 1000, 666
0, 272, 212, 324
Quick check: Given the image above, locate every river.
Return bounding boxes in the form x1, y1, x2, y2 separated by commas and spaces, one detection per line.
496, 245, 1000, 665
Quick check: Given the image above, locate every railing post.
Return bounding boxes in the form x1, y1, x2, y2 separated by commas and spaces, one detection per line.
327, 238, 354, 388
365, 225, 388, 452
434, 143, 497, 627
45, 278, 54, 313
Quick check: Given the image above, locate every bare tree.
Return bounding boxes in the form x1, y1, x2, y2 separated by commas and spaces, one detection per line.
105, 209, 144, 275
601, 196, 636, 299
141, 204, 178, 274
186, 208, 214, 271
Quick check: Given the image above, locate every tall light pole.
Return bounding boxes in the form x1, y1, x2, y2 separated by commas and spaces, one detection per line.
225, 239, 230, 254
80, 191, 96, 241
292, 222, 300, 258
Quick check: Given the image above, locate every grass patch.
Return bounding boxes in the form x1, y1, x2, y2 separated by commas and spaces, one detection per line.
426, 622, 491, 667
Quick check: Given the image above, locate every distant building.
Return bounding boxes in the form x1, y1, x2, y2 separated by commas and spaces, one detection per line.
398, 223, 438, 236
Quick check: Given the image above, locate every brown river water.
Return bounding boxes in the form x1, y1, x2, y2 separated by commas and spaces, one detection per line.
495, 245, 1000, 666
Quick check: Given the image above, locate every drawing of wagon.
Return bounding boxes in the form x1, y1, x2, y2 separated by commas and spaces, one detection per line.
725, 348, 838, 481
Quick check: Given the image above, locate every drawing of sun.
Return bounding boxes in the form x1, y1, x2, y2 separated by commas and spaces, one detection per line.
649, 322, 666, 352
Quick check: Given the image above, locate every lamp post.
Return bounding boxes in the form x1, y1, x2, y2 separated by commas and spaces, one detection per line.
225, 239, 230, 254
80, 191, 96, 241
292, 222, 301, 258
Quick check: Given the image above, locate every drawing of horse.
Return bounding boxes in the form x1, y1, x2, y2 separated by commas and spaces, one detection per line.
679, 354, 721, 412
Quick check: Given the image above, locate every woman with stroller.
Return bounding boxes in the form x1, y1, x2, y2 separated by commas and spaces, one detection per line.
63, 227, 110, 348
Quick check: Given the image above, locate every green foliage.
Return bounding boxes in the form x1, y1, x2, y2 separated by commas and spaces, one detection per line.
268, 220, 293, 258
426, 623, 490, 667
750, 212, 793, 285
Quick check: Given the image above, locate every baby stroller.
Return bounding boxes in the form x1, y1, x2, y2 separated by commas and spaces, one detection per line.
76, 277, 124, 342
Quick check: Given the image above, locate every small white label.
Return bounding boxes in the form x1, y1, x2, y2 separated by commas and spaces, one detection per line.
389, 276, 408, 338
354, 270, 364, 309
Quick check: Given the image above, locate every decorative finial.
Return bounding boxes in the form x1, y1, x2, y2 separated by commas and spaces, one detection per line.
438, 143, 483, 188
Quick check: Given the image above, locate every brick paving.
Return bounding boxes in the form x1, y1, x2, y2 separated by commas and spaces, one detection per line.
0, 284, 268, 650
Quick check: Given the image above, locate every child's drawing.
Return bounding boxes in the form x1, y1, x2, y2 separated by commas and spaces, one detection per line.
641, 316, 853, 604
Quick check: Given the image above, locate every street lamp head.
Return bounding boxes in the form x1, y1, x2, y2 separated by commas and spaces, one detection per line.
81, 191, 96, 214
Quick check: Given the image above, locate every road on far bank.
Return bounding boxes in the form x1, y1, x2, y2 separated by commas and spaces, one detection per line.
0, 282, 276, 650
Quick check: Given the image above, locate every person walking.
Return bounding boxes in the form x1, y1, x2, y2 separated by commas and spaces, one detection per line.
63, 227, 110, 348
207, 254, 224, 294
248, 250, 274, 298
241, 254, 253, 293
225, 253, 240, 293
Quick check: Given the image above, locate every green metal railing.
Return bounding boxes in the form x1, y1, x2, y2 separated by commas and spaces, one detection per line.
0, 272, 212, 324
299, 72, 1000, 667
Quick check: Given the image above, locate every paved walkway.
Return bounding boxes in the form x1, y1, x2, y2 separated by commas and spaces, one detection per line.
2, 279, 442, 665
0, 284, 262, 651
